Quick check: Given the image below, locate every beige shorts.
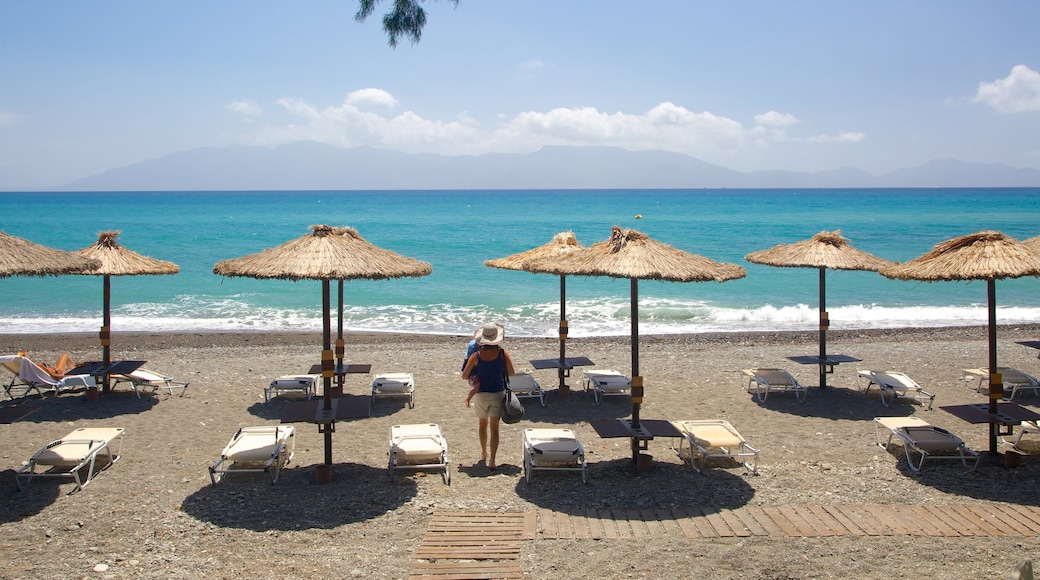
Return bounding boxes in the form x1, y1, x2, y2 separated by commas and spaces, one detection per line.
471, 391, 503, 419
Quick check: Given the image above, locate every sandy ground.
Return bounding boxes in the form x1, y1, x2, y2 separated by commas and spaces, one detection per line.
2, 325, 1040, 579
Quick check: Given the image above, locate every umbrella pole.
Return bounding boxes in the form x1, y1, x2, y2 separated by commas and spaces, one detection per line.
559, 275, 567, 391
322, 280, 334, 468
336, 280, 344, 391
819, 268, 828, 389
630, 278, 644, 465
101, 274, 111, 392
987, 279, 1000, 455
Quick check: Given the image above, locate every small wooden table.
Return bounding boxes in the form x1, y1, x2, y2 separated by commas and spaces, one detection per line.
280, 395, 371, 425
308, 363, 372, 376
590, 418, 683, 467
528, 356, 594, 370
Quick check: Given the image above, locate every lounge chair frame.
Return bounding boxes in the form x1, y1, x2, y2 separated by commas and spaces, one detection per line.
1007, 420, 1039, 451
522, 428, 587, 483
858, 370, 935, 410
673, 420, 758, 474
742, 368, 807, 403
209, 426, 296, 485
874, 417, 979, 473
16, 427, 125, 492
962, 367, 1040, 401
372, 373, 416, 408
2, 354, 96, 399
388, 423, 450, 485
582, 369, 631, 405
265, 374, 318, 403
112, 369, 189, 398
508, 372, 545, 407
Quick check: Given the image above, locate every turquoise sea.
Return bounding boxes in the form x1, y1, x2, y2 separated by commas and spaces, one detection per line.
1, 189, 1039, 337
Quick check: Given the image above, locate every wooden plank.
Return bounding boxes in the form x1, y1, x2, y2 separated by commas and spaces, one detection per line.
415, 546, 520, 559
701, 507, 736, 538
963, 505, 1015, 536
597, 509, 618, 539
906, 505, 962, 537
1015, 506, 1040, 530
820, 505, 867, 536
555, 512, 574, 539
730, 508, 770, 537
993, 505, 1040, 535
641, 508, 666, 536
670, 507, 703, 539
950, 505, 1004, 536
569, 512, 590, 539
538, 509, 558, 539
410, 560, 522, 580
862, 505, 908, 535
624, 509, 650, 538
654, 508, 682, 536
742, 508, 784, 537
776, 507, 819, 537
760, 506, 801, 537
890, 505, 930, 536
791, 506, 833, 537
717, 509, 751, 537
585, 509, 605, 539
932, 506, 986, 537
610, 509, 632, 539
522, 511, 537, 540
804, 505, 846, 537
838, 506, 884, 536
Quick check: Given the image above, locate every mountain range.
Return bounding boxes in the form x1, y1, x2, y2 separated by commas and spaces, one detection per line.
55, 142, 1040, 190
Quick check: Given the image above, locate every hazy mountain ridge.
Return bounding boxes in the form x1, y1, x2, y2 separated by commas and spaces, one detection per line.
53, 142, 1040, 190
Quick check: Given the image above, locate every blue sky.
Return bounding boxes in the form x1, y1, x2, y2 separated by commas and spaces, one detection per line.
2, 1, 1039, 189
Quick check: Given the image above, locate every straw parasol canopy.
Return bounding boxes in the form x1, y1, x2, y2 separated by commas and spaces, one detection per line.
75, 231, 180, 389
745, 230, 894, 387
486, 231, 584, 391
1021, 235, 1040, 249
528, 226, 745, 452
0, 230, 99, 277
881, 230, 1040, 455
213, 225, 432, 477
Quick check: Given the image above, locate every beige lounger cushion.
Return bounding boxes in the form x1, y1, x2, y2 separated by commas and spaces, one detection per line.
509, 373, 539, 393
225, 427, 293, 464
525, 428, 582, 462
901, 426, 962, 452
686, 423, 743, 449
373, 373, 414, 392
391, 424, 444, 461
35, 428, 124, 467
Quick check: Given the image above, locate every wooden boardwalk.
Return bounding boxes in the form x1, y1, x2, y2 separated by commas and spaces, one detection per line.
411, 505, 1040, 578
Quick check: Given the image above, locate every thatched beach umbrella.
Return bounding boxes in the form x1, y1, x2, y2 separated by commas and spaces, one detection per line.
0, 231, 99, 277
528, 226, 745, 439
1023, 235, 1040, 248
881, 230, 1040, 455
745, 230, 894, 388
75, 231, 179, 390
486, 231, 584, 391
213, 225, 432, 479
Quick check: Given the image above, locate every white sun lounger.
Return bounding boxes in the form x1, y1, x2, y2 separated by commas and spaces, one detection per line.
265, 374, 319, 403
508, 372, 545, 407
522, 428, 587, 483
1007, 420, 1040, 451
742, 368, 808, 403
582, 369, 631, 405
16, 427, 125, 492
857, 370, 935, 409
874, 416, 979, 473
372, 372, 415, 408
209, 426, 296, 484
962, 367, 1040, 401
672, 419, 758, 474
112, 368, 189, 398
1, 354, 96, 399
388, 423, 450, 485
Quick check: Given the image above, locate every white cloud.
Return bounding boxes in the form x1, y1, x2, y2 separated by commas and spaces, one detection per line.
0, 110, 19, 127
226, 100, 263, 120
230, 90, 860, 163
344, 88, 398, 109
807, 131, 866, 144
972, 65, 1040, 113
518, 59, 548, 71
755, 111, 800, 127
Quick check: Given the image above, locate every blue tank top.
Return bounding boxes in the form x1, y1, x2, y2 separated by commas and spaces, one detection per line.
474, 349, 507, 393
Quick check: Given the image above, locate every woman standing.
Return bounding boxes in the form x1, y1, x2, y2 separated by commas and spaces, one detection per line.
462, 322, 515, 470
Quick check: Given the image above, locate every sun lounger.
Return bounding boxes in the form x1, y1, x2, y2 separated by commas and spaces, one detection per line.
16, 427, 125, 492
582, 369, 631, 405
209, 426, 296, 484
857, 370, 935, 409
388, 423, 450, 484
1007, 420, 1039, 451
742, 368, 807, 403
522, 428, 587, 483
372, 372, 415, 408
111, 368, 189, 398
508, 372, 545, 406
265, 374, 319, 403
1, 354, 96, 399
672, 419, 758, 474
962, 367, 1040, 400
874, 416, 979, 472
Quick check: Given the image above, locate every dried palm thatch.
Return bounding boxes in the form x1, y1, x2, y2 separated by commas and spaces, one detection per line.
529, 226, 747, 282
881, 230, 1040, 455
0, 231, 99, 277
75, 231, 180, 276
485, 231, 584, 272
213, 225, 432, 280
1020, 235, 1040, 249
880, 230, 1040, 282
745, 230, 894, 271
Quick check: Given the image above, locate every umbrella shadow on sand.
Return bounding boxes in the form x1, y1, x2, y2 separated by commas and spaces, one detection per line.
881, 454, 1040, 506
16, 390, 157, 423
179, 462, 417, 532
515, 457, 755, 514
744, 385, 892, 422
0, 469, 62, 522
